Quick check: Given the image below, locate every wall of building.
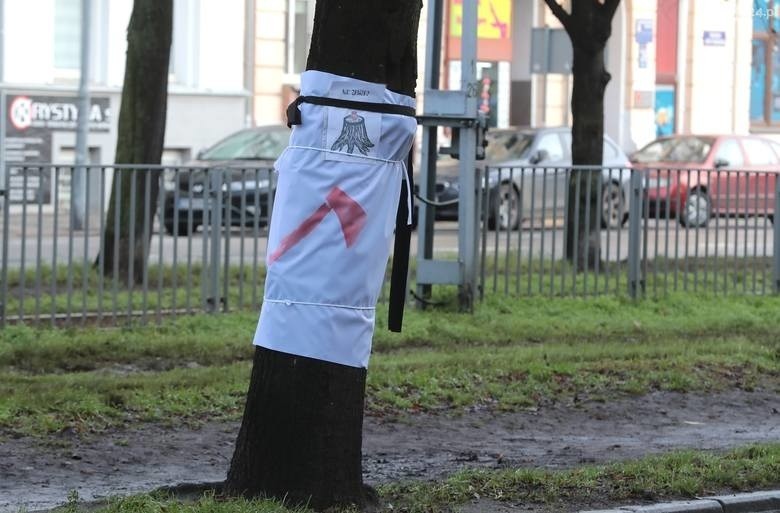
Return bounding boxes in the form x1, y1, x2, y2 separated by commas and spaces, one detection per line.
1, 0, 249, 165
682, 0, 748, 136
254, 0, 287, 125
604, 0, 627, 150
248, 0, 770, 156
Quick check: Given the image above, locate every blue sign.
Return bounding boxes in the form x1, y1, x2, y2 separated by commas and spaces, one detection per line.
638, 45, 648, 69
703, 31, 726, 46
655, 87, 675, 137
635, 19, 653, 45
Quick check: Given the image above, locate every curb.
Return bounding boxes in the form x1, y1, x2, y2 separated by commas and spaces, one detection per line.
580, 490, 780, 513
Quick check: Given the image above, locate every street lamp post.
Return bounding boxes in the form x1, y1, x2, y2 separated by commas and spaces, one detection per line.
73, 0, 92, 230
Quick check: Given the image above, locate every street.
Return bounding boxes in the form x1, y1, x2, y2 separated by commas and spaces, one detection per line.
1, 216, 776, 270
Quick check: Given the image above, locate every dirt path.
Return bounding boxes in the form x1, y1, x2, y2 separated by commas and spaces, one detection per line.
1, 390, 778, 512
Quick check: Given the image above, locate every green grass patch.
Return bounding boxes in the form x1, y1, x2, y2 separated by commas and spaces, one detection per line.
4, 293, 780, 374
3, 256, 777, 321
1, 291, 778, 436
69, 444, 780, 513
1, 330, 777, 436
64, 492, 303, 513
382, 444, 780, 512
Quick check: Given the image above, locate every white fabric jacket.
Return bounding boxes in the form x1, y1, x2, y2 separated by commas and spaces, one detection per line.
253, 70, 416, 368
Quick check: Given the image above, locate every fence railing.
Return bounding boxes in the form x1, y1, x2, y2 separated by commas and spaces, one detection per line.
479, 165, 780, 299
2, 163, 780, 327
0, 163, 277, 326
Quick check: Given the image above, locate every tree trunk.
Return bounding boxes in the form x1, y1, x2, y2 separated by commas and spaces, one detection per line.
99, 0, 172, 282
225, 347, 370, 509
545, 0, 620, 271
224, 0, 421, 510
565, 43, 608, 270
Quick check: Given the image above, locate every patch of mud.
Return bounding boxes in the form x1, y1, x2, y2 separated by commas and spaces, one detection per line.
1, 390, 778, 513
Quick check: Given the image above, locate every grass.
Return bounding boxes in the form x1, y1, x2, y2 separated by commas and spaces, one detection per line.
68, 444, 780, 513
381, 444, 780, 512
1, 293, 778, 436
2, 255, 777, 320
3, 290, 779, 512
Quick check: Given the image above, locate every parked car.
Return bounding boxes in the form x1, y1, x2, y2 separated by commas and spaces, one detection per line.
632, 134, 779, 227
162, 125, 289, 235
420, 127, 632, 230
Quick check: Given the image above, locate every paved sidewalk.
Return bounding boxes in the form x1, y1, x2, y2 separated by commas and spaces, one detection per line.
582, 490, 780, 512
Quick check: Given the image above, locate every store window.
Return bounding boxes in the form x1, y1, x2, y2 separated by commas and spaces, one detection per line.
751, 0, 780, 124
287, 0, 315, 76
54, 0, 81, 70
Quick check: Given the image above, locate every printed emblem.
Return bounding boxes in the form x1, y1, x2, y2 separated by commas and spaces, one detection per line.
269, 187, 367, 264
330, 111, 374, 155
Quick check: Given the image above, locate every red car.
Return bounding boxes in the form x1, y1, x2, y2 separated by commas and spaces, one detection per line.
632, 135, 780, 227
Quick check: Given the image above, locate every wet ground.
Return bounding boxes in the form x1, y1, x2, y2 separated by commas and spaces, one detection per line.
1, 390, 778, 512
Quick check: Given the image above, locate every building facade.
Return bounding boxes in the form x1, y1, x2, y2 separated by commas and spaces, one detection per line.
2, 0, 251, 166
252, 0, 774, 154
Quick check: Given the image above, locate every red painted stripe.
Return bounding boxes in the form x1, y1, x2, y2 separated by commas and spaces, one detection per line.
268, 202, 332, 264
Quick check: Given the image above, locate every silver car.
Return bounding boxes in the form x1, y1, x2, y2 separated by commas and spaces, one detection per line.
486, 127, 631, 230
432, 127, 631, 230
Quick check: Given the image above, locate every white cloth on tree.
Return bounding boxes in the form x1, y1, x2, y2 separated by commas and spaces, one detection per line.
253, 70, 416, 368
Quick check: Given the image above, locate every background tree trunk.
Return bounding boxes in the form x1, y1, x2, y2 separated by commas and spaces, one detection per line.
98, 0, 172, 281
224, 0, 422, 510
545, 0, 620, 271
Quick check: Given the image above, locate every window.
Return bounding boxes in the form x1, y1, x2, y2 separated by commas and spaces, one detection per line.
751, 0, 780, 124
485, 132, 534, 161
770, 141, 780, 159
742, 137, 778, 165
54, 0, 81, 70
632, 136, 715, 163
287, 0, 315, 75
714, 139, 745, 167
603, 140, 618, 160
536, 134, 564, 161
200, 128, 290, 161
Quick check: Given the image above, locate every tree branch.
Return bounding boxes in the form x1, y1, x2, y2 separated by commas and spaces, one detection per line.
542, 0, 571, 32
602, 0, 621, 21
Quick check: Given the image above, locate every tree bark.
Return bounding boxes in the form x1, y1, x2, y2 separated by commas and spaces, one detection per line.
225, 0, 421, 510
98, 0, 172, 281
545, 0, 620, 271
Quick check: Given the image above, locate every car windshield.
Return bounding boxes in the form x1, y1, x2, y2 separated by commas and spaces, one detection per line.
200, 128, 289, 161
485, 132, 534, 161
632, 136, 715, 164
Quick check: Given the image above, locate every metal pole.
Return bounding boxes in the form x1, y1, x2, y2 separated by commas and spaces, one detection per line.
243, 0, 256, 126
1, 145, 9, 328
0, 90, 5, 202
627, 168, 643, 299
773, 176, 780, 294
209, 169, 223, 312
0, 0, 5, 83
541, 28, 550, 127
73, 0, 92, 230
458, 0, 478, 310
416, 0, 443, 304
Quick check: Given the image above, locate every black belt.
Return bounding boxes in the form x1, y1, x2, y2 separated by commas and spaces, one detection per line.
287, 95, 416, 333
286, 95, 416, 128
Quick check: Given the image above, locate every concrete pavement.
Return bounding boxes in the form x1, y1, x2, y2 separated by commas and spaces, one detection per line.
581, 490, 780, 513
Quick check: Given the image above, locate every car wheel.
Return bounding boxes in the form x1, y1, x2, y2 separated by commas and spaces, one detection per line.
601, 181, 627, 229
490, 182, 521, 230
679, 188, 711, 228
164, 221, 196, 236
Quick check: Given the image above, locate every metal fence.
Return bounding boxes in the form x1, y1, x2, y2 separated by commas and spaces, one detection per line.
2, 163, 780, 327
479, 165, 780, 299
0, 163, 277, 326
